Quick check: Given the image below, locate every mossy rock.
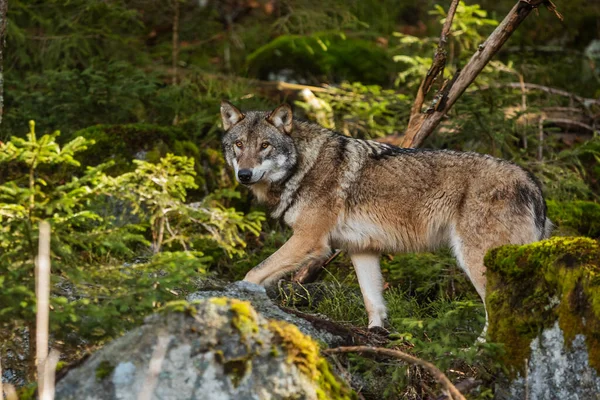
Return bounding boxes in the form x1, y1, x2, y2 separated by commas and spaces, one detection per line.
55, 297, 355, 400
247, 33, 396, 85
547, 200, 600, 238
485, 236, 600, 377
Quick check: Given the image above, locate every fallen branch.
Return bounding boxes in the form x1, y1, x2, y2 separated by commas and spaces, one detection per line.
544, 118, 596, 133
279, 307, 390, 347
324, 346, 466, 400
472, 82, 600, 106
387, 0, 563, 148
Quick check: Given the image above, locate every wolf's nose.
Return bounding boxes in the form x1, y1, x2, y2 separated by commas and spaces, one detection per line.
238, 169, 253, 183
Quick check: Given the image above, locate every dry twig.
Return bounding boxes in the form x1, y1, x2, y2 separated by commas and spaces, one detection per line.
324, 346, 466, 400
36, 221, 51, 388
473, 82, 600, 106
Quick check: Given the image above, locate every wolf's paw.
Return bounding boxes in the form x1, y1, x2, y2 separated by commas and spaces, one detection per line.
368, 325, 391, 337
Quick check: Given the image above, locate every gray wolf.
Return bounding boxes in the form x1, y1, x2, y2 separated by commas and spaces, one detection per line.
220, 101, 551, 335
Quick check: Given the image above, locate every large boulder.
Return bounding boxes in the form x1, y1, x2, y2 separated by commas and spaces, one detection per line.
54, 296, 355, 400
485, 236, 600, 399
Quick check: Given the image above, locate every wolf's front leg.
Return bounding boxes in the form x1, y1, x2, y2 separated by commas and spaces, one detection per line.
244, 233, 330, 286
350, 252, 387, 330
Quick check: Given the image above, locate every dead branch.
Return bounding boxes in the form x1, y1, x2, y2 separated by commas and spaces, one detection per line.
279, 307, 390, 347
40, 349, 60, 400
388, 0, 562, 148
36, 221, 51, 386
544, 118, 596, 133
472, 82, 600, 107
402, 0, 460, 147
324, 346, 466, 400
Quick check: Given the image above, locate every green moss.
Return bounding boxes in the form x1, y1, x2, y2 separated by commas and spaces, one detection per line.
160, 300, 198, 315
547, 200, 600, 238
268, 320, 356, 400
16, 384, 37, 400
485, 236, 600, 376
209, 297, 260, 338
95, 360, 115, 381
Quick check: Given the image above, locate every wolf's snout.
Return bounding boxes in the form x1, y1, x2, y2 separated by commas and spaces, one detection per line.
238, 169, 253, 183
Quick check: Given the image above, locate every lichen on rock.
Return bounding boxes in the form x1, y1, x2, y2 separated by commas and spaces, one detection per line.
54, 296, 355, 400
485, 236, 600, 399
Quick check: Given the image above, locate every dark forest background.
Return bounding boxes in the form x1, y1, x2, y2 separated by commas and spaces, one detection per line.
1, 1, 599, 398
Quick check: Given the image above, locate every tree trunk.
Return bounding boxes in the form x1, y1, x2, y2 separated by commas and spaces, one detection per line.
0, 0, 7, 126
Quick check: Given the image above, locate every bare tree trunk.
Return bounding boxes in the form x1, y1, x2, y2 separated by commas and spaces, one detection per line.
0, 0, 7, 126
172, 0, 180, 86
381, 0, 562, 148
36, 222, 51, 390
172, 0, 180, 125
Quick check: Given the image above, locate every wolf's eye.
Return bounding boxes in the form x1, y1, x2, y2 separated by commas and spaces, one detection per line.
261, 142, 270, 149
235, 140, 243, 148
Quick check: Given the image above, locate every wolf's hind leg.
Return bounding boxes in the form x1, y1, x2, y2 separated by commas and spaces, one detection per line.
450, 230, 490, 340
350, 252, 387, 329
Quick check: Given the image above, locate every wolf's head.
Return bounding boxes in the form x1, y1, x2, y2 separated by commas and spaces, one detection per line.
220, 101, 297, 186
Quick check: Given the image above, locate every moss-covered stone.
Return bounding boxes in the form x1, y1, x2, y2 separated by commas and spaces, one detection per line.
56, 295, 355, 399
268, 320, 355, 400
547, 200, 600, 238
485, 236, 600, 376
247, 33, 396, 85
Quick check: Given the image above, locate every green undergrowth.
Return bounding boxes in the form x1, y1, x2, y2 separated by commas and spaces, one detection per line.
275, 250, 499, 399
547, 200, 600, 238
485, 236, 600, 376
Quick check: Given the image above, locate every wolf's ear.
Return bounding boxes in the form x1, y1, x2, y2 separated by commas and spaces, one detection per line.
220, 100, 244, 131
266, 104, 293, 134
